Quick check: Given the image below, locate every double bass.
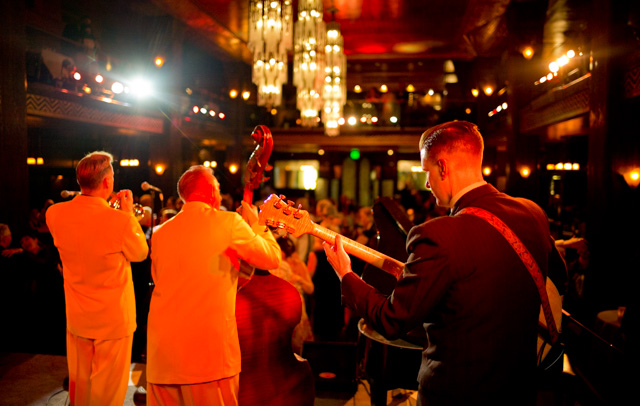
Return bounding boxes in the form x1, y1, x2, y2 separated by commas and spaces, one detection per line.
235, 126, 315, 406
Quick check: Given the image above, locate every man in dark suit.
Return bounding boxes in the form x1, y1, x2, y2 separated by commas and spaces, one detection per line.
324, 121, 568, 406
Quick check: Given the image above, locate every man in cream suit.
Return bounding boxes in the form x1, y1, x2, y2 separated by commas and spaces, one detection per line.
146, 165, 281, 405
46, 151, 149, 405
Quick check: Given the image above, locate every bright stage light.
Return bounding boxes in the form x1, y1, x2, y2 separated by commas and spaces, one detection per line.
130, 78, 153, 98
111, 82, 124, 94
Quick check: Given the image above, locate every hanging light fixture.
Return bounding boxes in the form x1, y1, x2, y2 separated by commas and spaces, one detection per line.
293, 0, 326, 127
322, 15, 346, 136
248, 0, 293, 108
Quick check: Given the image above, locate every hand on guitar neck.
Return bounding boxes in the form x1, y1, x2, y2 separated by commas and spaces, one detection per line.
322, 234, 353, 281
259, 194, 405, 279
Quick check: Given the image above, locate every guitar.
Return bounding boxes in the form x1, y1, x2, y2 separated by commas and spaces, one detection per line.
236, 125, 274, 287
259, 194, 404, 279
260, 194, 563, 368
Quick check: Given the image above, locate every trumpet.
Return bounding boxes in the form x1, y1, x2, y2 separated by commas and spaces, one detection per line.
108, 193, 145, 218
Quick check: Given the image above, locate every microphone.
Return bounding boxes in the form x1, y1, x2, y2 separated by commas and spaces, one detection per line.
141, 181, 162, 193
61, 190, 80, 198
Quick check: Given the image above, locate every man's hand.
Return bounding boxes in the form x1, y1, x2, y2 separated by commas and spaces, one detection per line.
116, 189, 134, 214
323, 234, 352, 281
238, 201, 259, 226
1, 248, 23, 257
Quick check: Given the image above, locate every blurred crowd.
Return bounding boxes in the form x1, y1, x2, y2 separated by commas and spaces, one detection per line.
1, 188, 594, 358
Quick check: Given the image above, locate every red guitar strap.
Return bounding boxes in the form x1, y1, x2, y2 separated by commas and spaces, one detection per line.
457, 206, 559, 344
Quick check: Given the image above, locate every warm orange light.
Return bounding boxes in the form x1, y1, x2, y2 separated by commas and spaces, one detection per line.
154, 57, 164, 67
73, 72, 82, 81
242, 91, 250, 100
36, 157, 44, 165
218, 112, 225, 119
354, 85, 362, 93
546, 164, 555, 170
483, 167, 492, 176
26, 157, 36, 165
624, 169, 640, 188
520, 167, 531, 178
471, 89, 479, 97
229, 164, 238, 174
229, 89, 238, 99
95, 74, 104, 83
484, 87, 493, 96
522, 46, 534, 60
380, 84, 388, 93
155, 164, 166, 175
192, 106, 199, 114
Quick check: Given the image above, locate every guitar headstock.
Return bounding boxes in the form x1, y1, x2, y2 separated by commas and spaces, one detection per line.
259, 194, 315, 237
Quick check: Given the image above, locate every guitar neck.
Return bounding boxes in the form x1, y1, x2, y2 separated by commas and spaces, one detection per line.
310, 223, 404, 279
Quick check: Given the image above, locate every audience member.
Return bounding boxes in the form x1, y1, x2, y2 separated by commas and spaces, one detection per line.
323, 121, 568, 406
272, 236, 314, 354
46, 151, 149, 405
146, 165, 281, 406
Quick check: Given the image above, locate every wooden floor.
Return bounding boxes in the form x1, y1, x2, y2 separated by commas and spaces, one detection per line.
0, 351, 587, 406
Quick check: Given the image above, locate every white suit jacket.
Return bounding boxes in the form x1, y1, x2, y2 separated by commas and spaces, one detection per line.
147, 201, 281, 384
46, 195, 149, 339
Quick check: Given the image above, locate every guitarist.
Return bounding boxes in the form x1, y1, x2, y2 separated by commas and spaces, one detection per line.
324, 121, 568, 406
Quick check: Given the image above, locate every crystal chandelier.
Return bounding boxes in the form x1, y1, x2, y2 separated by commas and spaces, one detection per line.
293, 0, 326, 127
322, 20, 346, 136
248, 0, 293, 108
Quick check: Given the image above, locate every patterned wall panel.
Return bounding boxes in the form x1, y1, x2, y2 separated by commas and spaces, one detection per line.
519, 77, 591, 134
26, 93, 164, 134
623, 64, 640, 99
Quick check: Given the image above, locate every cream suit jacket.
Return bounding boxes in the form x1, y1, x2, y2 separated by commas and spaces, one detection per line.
147, 201, 281, 384
46, 195, 149, 339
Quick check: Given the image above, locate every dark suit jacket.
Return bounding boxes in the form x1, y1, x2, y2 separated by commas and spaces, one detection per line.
342, 184, 567, 406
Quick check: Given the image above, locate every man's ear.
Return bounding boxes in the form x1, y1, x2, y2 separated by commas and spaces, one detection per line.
437, 159, 447, 180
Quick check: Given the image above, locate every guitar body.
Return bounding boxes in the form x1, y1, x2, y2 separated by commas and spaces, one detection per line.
236, 270, 315, 405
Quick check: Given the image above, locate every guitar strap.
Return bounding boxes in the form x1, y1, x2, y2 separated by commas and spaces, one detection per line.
457, 207, 559, 345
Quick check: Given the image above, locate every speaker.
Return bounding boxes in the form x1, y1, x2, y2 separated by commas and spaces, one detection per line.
301, 341, 359, 394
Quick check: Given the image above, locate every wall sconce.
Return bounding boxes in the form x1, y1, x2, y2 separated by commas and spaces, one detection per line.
622, 168, 640, 188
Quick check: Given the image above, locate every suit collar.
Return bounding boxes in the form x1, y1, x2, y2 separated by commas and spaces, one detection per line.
450, 183, 500, 216
74, 194, 110, 208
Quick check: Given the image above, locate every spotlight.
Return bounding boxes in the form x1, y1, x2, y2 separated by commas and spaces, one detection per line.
111, 82, 124, 94
130, 78, 153, 98
95, 74, 104, 84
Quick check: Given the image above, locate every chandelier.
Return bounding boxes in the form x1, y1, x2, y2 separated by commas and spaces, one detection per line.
322, 20, 346, 136
293, 0, 326, 127
248, 0, 293, 108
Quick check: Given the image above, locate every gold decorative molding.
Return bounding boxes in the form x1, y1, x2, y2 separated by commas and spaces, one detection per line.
26, 93, 164, 134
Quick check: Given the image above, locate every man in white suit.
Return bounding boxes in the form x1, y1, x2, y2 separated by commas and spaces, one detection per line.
46, 151, 149, 405
146, 165, 281, 405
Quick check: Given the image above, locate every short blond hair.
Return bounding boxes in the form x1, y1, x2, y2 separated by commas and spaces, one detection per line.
76, 151, 113, 190
177, 165, 220, 207
419, 121, 483, 164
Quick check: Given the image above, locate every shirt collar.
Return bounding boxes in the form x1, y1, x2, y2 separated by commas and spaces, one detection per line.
450, 180, 487, 208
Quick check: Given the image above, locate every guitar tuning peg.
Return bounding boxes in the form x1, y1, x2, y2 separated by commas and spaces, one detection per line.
279, 194, 286, 201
